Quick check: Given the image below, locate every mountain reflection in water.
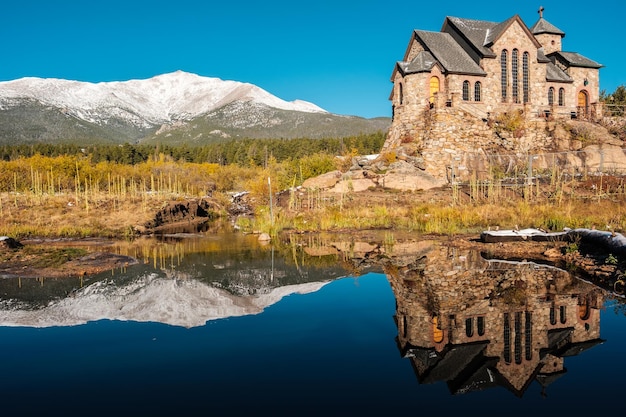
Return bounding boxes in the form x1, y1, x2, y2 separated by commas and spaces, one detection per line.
1, 232, 624, 416
0, 233, 348, 327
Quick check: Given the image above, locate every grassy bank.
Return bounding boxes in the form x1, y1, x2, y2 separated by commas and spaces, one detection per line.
1, 154, 625, 239
2, 186, 625, 239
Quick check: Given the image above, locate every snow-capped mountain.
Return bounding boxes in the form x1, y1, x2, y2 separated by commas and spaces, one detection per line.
0, 273, 331, 328
0, 70, 326, 128
0, 71, 389, 145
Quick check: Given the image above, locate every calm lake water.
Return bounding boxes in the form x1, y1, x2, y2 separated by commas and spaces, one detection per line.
1, 232, 625, 416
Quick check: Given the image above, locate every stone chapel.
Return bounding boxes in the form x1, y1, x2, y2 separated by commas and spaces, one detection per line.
385, 8, 604, 181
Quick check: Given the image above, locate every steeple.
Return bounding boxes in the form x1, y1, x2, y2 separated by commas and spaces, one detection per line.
530, 7, 565, 55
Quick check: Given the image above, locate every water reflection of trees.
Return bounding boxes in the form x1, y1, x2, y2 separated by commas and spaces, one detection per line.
381, 243, 605, 397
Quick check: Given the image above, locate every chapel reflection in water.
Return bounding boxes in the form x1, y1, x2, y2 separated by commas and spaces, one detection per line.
384, 244, 605, 397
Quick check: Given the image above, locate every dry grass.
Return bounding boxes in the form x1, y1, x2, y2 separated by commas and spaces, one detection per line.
0, 192, 165, 238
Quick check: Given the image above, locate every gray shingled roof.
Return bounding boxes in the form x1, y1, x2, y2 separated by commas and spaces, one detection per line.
531, 18, 565, 36
551, 51, 603, 68
484, 16, 516, 46
445, 16, 498, 58
412, 30, 486, 75
537, 48, 552, 63
546, 62, 573, 82
398, 50, 438, 74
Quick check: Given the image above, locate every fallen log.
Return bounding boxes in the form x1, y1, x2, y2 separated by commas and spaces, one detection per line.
480, 228, 570, 243
565, 228, 626, 258
481, 227, 626, 259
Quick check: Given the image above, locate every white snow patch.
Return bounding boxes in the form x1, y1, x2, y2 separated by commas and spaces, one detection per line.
0, 71, 327, 127
0, 273, 331, 328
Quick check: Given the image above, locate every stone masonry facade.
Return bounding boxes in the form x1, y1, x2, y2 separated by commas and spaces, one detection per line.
385, 10, 604, 182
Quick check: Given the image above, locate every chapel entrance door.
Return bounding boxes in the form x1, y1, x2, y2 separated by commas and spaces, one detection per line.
577, 90, 589, 119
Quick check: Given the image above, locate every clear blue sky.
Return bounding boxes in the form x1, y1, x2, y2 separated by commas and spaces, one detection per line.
1, 0, 623, 118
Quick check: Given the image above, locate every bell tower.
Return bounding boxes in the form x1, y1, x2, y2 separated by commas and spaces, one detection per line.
531, 6, 565, 55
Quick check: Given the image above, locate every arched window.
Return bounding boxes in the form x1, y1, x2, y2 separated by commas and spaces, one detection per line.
432, 315, 443, 343
514, 312, 522, 364
512, 49, 519, 103
525, 312, 533, 361
579, 297, 591, 320
548, 87, 555, 105
523, 52, 530, 103
429, 76, 440, 106
462, 80, 470, 101
503, 313, 511, 363
550, 305, 556, 325
560, 305, 567, 324
477, 316, 485, 336
474, 81, 482, 102
501, 50, 508, 102
558, 88, 565, 106
465, 317, 474, 337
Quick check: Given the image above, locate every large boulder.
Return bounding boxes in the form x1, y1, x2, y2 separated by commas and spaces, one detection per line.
302, 170, 342, 189
380, 161, 446, 191
329, 178, 377, 193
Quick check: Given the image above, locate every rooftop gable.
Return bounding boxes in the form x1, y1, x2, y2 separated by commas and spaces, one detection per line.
443, 15, 541, 59
412, 30, 486, 75
484, 14, 542, 49
443, 16, 498, 58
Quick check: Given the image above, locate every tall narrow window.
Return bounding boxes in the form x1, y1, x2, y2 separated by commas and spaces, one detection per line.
501, 50, 508, 102
432, 315, 444, 343
429, 76, 440, 106
512, 49, 519, 103
525, 312, 533, 361
465, 317, 474, 337
523, 52, 530, 103
514, 312, 522, 364
550, 305, 556, 325
462, 80, 470, 101
474, 81, 482, 102
560, 305, 567, 324
477, 316, 485, 336
503, 313, 511, 364
399, 83, 404, 105
558, 88, 565, 106
579, 297, 591, 320
548, 87, 555, 105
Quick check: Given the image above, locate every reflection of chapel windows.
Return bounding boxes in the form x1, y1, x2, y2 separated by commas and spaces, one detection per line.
550, 304, 557, 325
525, 312, 533, 361
401, 315, 407, 337
500, 50, 508, 102
560, 305, 567, 324
558, 88, 565, 106
465, 317, 473, 337
514, 312, 522, 364
476, 316, 485, 336
548, 87, 555, 106
462, 80, 470, 101
432, 315, 444, 343
512, 49, 519, 103
522, 52, 530, 103
474, 82, 482, 102
579, 297, 591, 320
465, 316, 485, 338
503, 313, 511, 364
